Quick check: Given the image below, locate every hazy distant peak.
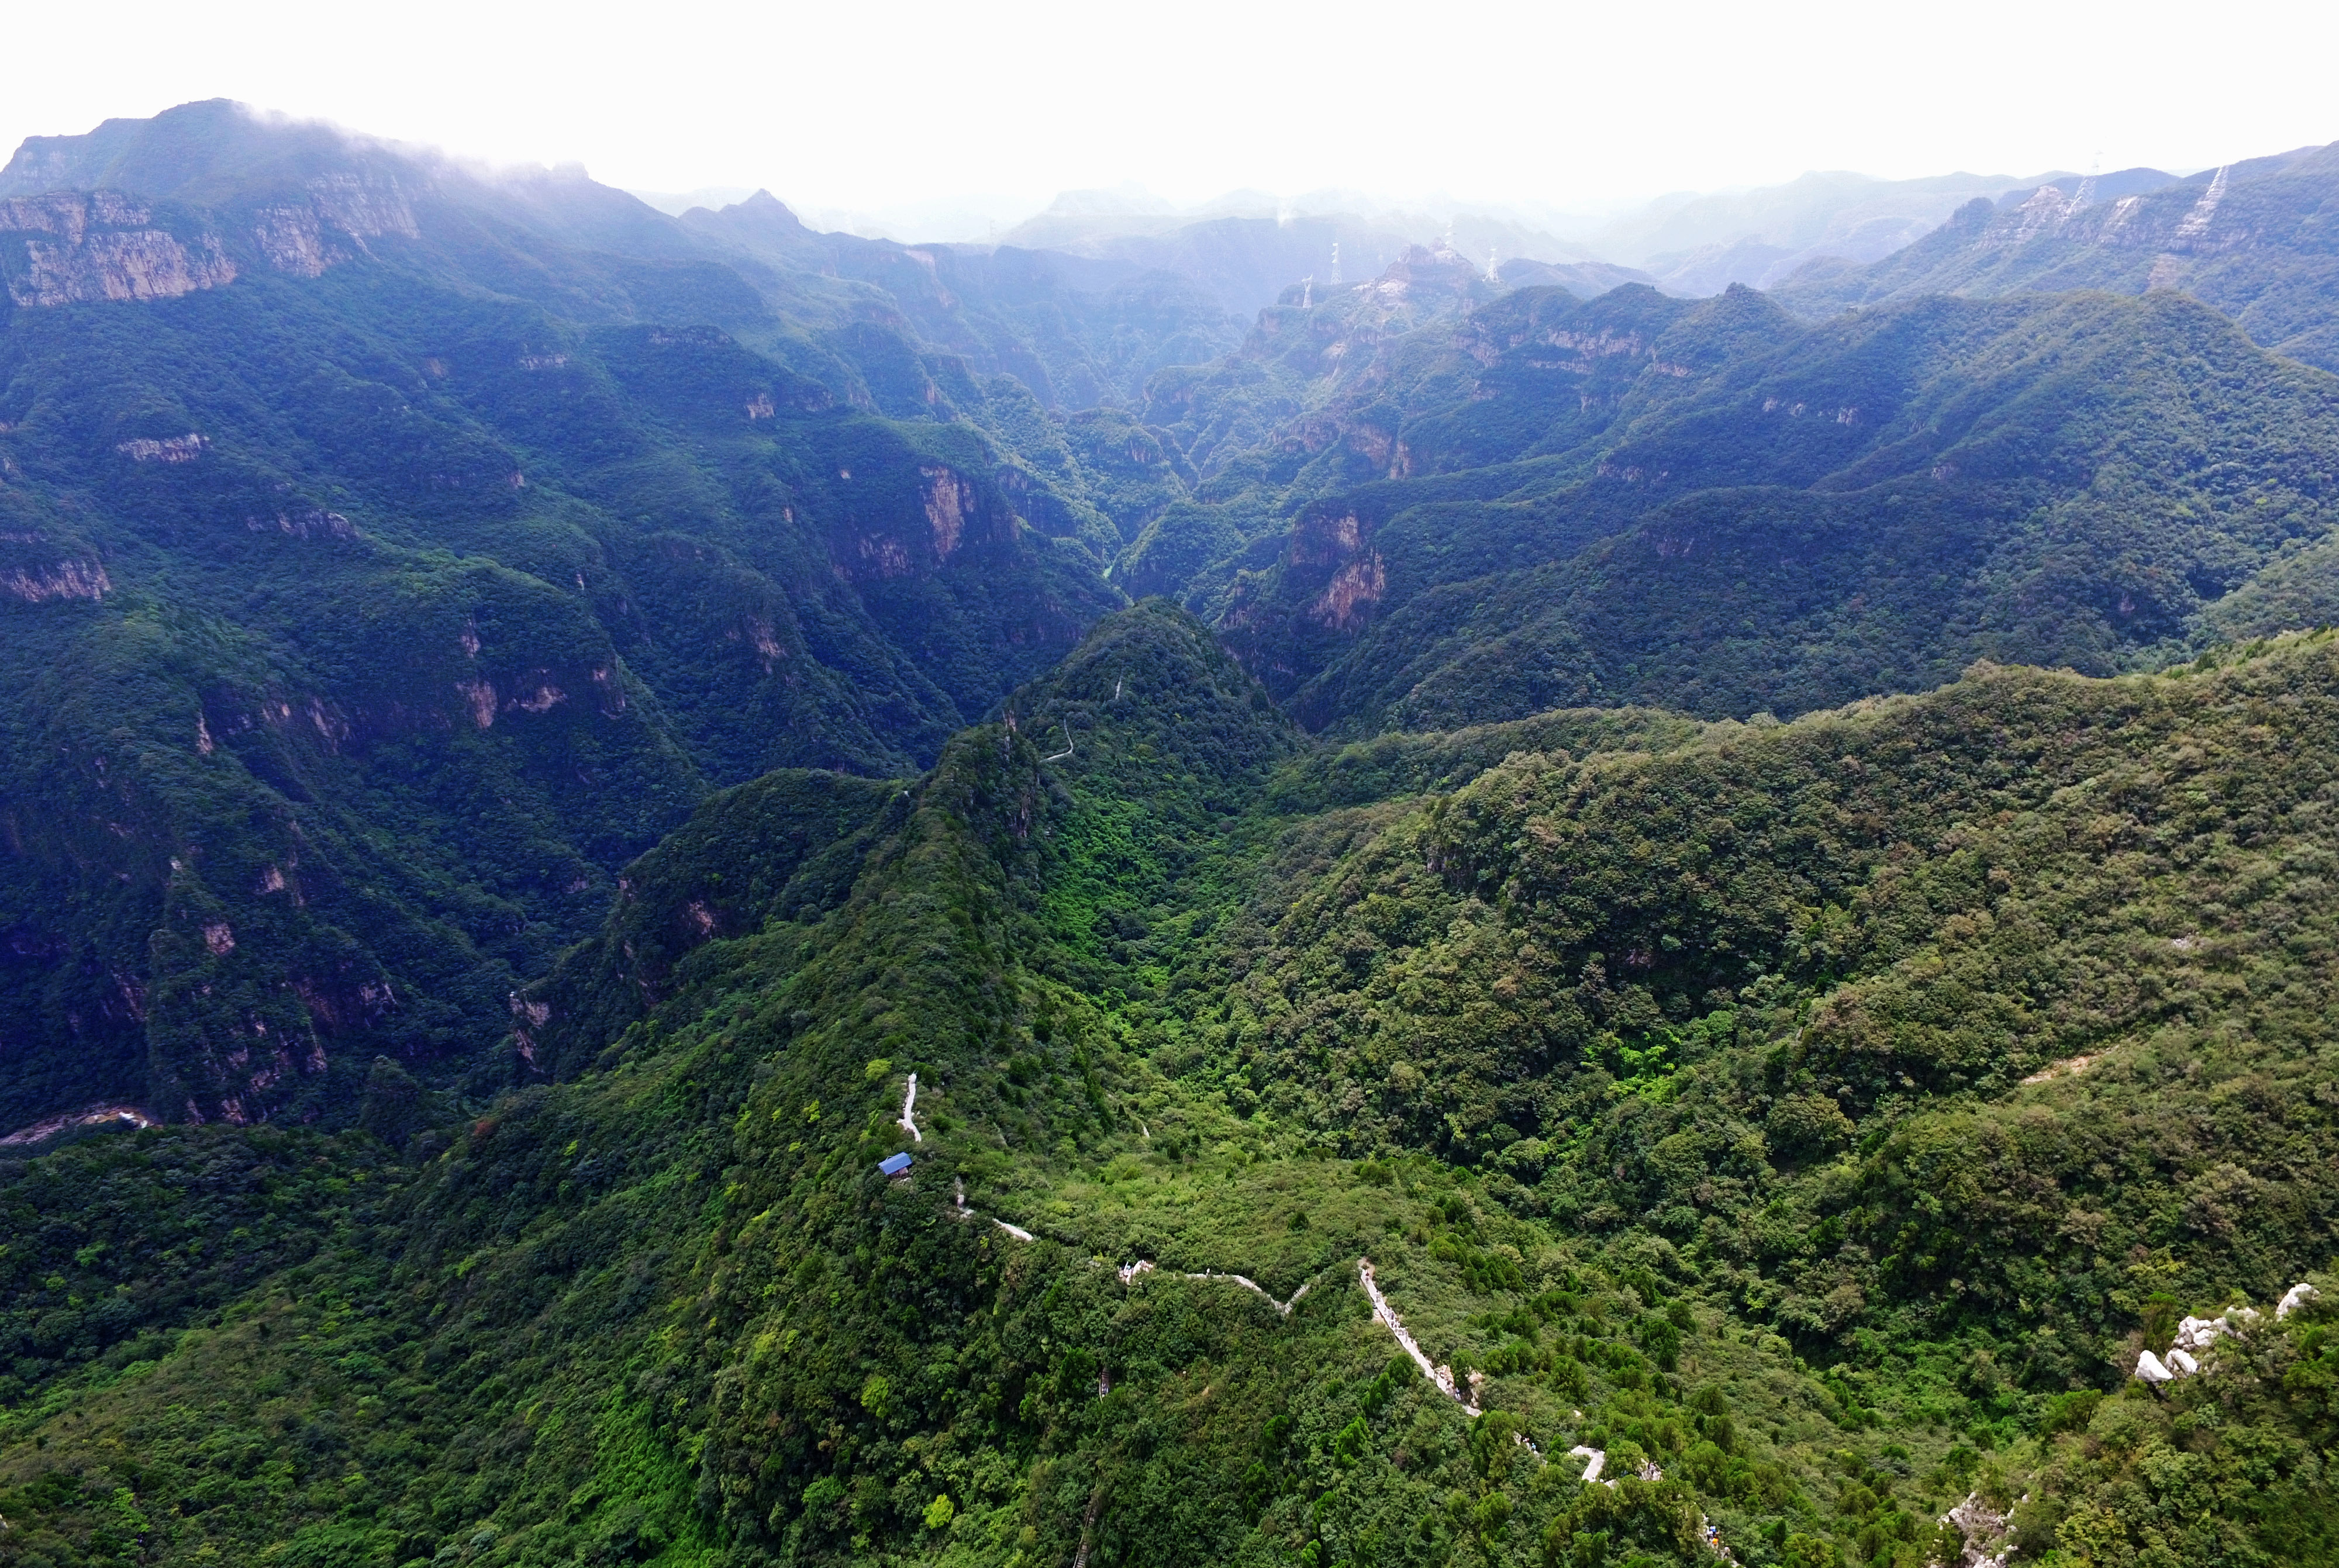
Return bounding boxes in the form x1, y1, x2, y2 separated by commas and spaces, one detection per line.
627, 184, 760, 216
677, 188, 810, 243
1041, 182, 1176, 217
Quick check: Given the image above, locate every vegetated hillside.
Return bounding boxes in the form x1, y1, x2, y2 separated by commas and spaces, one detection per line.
1130, 276, 2339, 735
1771, 141, 2339, 374
0, 105, 1203, 1132
0, 604, 2333, 1568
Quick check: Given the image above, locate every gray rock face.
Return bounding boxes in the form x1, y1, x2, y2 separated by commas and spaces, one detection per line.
0, 191, 234, 306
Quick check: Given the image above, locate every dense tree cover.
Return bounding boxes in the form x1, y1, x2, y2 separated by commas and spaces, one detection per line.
0, 1123, 396, 1415
0, 606, 2331, 1568
515, 768, 905, 1081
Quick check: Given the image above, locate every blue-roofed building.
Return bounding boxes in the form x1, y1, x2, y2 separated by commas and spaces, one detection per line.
878, 1152, 912, 1177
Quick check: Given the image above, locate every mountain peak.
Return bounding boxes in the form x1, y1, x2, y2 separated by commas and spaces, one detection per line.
0, 99, 405, 205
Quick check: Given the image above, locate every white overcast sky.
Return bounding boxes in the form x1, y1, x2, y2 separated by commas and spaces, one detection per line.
5, 0, 2335, 216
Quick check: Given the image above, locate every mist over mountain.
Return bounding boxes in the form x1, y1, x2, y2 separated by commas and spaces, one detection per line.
1, 97, 2338, 1568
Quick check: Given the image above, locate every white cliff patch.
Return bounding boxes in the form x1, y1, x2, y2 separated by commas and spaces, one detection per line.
2174, 166, 2230, 243
1, 559, 110, 602
1941, 1491, 2017, 1567
116, 434, 207, 463
455, 679, 498, 728
251, 208, 343, 278
0, 1104, 156, 1148
920, 466, 975, 558
253, 175, 419, 277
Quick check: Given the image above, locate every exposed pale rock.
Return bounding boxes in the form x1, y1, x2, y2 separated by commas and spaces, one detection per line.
116, 434, 206, 463
3, 194, 234, 307
252, 175, 419, 277
2172, 1314, 2228, 1355
920, 465, 974, 558
2133, 1349, 2174, 1384
1942, 1491, 2016, 1567
2278, 1282, 2319, 1319
1, 559, 109, 601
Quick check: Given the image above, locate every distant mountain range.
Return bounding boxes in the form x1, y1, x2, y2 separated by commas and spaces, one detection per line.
1774, 142, 2339, 372
679, 166, 2206, 309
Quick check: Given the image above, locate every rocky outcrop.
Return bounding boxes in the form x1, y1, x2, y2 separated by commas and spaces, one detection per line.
834, 462, 1013, 583
2, 192, 236, 306
2, 170, 419, 297
2134, 1286, 2318, 1387
116, 433, 207, 462
1310, 551, 1385, 630
921, 465, 974, 558
1940, 1491, 2016, 1567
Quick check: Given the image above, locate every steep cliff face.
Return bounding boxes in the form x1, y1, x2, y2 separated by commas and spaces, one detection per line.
246, 172, 420, 277
0, 192, 236, 307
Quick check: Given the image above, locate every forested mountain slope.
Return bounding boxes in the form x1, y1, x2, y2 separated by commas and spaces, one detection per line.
1771, 141, 2339, 374
6, 94, 2339, 1568
8, 99, 2339, 1152
0, 102, 1210, 1132
1118, 273, 2339, 735
0, 604, 2333, 1568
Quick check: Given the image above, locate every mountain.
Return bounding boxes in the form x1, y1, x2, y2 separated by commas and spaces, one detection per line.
9, 102, 2338, 1136
997, 190, 1619, 315
0, 603, 2331, 1567
1102, 263, 2339, 735
670, 192, 1246, 410
0, 101, 1190, 1132
1772, 142, 2339, 372
1580, 169, 2089, 294
0, 99, 1252, 412
6, 98, 2339, 1568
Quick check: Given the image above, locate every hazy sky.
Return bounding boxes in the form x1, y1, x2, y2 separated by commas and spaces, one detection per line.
6, 0, 2335, 215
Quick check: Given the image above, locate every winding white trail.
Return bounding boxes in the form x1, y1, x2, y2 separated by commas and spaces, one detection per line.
947, 1203, 1743, 1559
1117, 1259, 1311, 1315
947, 1186, 1310, 1310
1358, 1258, 1481, 1415
953, 1178, 1031, 1240
897, 1075, 921, 1142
